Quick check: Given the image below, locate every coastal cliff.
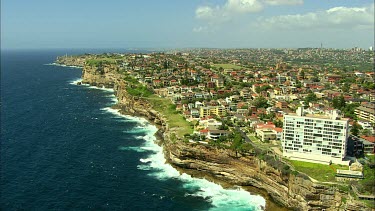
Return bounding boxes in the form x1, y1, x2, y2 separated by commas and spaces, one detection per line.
56, 55, 86, 67
57, 58, 371, 211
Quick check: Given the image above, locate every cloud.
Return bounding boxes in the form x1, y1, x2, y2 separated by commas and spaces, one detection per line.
256, 3, 374, 30
194, 0, 305, 24
195, 0, 263, 23
195, 6, 215, 20
192, 26, 208, 33
225, 0, 263, 13
262, 0, 303, 6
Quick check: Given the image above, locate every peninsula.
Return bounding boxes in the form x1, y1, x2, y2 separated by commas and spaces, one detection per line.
56, 48, 375, 210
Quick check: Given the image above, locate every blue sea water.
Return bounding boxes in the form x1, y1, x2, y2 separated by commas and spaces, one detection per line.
0, 49, 265, 210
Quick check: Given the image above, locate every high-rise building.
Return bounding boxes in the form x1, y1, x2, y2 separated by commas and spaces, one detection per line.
282, 107, 350, 165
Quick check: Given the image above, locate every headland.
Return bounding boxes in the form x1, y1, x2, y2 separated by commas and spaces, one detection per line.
55, 50, 374, 211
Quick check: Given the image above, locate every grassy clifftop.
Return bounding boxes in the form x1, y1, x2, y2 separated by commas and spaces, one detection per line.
146, 95, 193, 138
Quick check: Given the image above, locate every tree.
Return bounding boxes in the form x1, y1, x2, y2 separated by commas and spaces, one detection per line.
163, 60, 169, 69
230, 132, 244, 157
304, 93, 318, 104
255, 85, 271, 93
253, 96, 269, 108
239, 142, 254, 153
361, 129, 372, 136
324, 83, 331, 89
332, 95, 346, 110
255, 86, 261, 93
218, 135, 229, 143
273, 119, 283, 128
311, 77, 320, 82
341, 83, 350, 93
351, 121, 361, 137
296, 81, 302, 88
218, 124, 229, 130
300, 70, 305, 79
342, 103, 359, 119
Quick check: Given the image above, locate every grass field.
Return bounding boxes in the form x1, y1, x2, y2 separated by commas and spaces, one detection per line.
288, 160, 349, 182
146, 95, 193, 138
249, 136, 259, 142
86, 58, 118, 66
212, 63, 247, 70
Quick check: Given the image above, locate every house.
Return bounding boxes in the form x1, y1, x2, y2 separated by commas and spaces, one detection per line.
256, 129, 276, 142
275, 100, 288, 109
208, 130, 230, 140
191, 109, 200, 118
183, 110, 191, 119
240, 88, 251, 99
206, 82, 216, 89
199, 129, 209, 138
360, 136, 375, 154
199, 118, 222, 130
231, 114, 245, 123
195, 101, 203, 109
272, 127, 283, 140
153, 79, 162, 87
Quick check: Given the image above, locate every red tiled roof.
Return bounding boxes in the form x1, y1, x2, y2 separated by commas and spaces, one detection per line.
361, 136, 375, 143
273, 127, 283, 133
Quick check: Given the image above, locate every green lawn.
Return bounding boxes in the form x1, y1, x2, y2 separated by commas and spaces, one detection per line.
288, 160, 349, 182
146, 95, 193, 138
249, 136, 259, 142
212, 63, 247, 70
126, 86, 152, 97
357, 154, 375, 195
366, 154, 375, 163
86, 58, 118, 66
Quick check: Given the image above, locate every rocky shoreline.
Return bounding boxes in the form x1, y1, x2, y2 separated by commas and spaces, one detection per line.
57, 57, 371, 211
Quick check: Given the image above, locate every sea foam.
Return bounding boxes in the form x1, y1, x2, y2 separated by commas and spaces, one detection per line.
118, 146, 146, 153
134, 121, 266, 211
46, 63, 82, 69
69, 78, 83, 85
86, 85, 114, 92
68, 77, 115, 93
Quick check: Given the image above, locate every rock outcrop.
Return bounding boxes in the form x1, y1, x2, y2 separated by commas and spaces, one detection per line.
81, 64, 118, 88
163, 141, 353, 211
56, 55, 86, 67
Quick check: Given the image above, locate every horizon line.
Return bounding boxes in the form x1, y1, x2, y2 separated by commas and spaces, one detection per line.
2, 46, 373, 51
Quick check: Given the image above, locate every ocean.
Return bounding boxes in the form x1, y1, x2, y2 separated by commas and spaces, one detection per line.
1, 49, 265, 210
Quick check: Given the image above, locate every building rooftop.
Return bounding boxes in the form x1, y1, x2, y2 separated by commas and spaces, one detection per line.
356, 105, 375, 115
336, 169, 363, 178
286, 112, 350, 121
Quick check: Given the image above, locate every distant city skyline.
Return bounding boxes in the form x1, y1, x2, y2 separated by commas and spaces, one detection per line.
1, 0, 374, 49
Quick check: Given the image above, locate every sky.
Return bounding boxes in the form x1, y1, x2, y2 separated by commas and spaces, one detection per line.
1, 0, 374, 49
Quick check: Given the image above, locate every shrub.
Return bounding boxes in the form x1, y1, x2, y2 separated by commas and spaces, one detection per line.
282, 165, 291, 175
291, 170, 299, 176
297, 172, 310, 180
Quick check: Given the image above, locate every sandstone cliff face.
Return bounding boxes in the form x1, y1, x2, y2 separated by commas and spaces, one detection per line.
75, 63, 371, 211
81, 64, 118, 88
163, 141, 354, 211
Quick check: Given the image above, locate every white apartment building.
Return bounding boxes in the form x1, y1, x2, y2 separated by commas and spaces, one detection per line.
282, 107, 350, 165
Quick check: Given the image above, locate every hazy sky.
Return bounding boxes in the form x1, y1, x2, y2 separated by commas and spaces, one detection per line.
1, 0, 374, 49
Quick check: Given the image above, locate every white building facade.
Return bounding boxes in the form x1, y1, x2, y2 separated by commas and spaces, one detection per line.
282, 107, 350, 165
